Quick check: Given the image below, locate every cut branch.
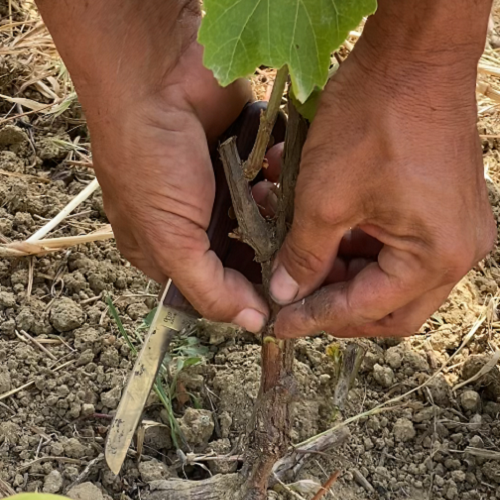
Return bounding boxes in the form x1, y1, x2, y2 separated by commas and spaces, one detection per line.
219, 137, 277, 262
243, 65, 289, 181
220, 90, 310, 500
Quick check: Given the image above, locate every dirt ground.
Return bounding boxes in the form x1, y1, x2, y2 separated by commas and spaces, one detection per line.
2, 3, 500, 500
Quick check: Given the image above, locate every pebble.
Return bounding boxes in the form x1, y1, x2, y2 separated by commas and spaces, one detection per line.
81, 403, 95, 417
373, 364, 395, 388
64, 438, 88, 459
469, 435, 485, 448
385, 347, 403, 369
43, 470, 63, 493
50, 298, 85, 332
469, 414, 483, 431
0, 291, 16, 309
67, 482, 103, 500
451, 470, 466, 482
178, 408, 214, 447
100, 385, 122, 410
460, 390, 481, 412
393, 418, 416, 442
138, 460, 170, 482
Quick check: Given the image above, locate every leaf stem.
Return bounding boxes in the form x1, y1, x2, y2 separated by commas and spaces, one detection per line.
243, 65, 289, 180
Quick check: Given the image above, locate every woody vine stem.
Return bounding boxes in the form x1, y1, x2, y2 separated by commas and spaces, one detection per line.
220, 63, 307, 500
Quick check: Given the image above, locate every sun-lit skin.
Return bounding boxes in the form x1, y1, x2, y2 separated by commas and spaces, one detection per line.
35, 0, 496, 339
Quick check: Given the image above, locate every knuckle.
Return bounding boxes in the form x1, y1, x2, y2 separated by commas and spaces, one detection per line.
437, 242, 475, 282
284, 238, 325, 276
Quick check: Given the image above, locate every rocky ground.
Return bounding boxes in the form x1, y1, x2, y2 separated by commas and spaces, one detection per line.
2, 3, 500, 500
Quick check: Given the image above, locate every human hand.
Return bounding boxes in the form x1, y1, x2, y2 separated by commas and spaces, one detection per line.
270, 31, 496, 339
83, 40, 273, 332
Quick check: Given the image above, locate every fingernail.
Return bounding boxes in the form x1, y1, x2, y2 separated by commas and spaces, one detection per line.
270, 265, 299, 305
233, 308, 267, 333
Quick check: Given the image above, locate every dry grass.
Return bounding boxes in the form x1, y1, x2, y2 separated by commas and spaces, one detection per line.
0, 0, 76, 123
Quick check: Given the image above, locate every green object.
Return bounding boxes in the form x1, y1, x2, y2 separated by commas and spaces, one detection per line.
6, 495, 69, 500
199, 0, 377, 103
289, 85, 321, 121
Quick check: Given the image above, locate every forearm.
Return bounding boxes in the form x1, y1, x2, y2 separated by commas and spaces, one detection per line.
365, 0, 492, 64
35, 0, 200, 102
353, 0, 492, 120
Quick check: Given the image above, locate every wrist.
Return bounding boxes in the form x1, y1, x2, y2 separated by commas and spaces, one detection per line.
348, 0, 491, 115
37, 0, 201, 107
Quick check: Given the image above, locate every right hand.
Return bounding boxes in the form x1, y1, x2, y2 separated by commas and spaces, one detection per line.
269, 33, 496, 339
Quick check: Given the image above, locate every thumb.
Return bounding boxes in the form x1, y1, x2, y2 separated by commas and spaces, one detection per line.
150, 226, 269, 333
270, 211, 345, 305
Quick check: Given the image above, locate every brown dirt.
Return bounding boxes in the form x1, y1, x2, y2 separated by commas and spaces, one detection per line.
2, 3, 500, 500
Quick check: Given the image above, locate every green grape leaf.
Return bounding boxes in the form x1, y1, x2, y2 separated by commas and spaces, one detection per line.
290, 85, 321, 121
199, 0, 377, 103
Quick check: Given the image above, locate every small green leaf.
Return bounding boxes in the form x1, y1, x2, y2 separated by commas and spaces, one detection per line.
199, 0, 377, 102
143, 307, 158, 327
290, 85, 321, 121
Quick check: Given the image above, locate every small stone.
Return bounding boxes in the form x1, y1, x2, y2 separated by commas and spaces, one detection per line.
77, 349, 95, 366
43, 470, 63, 493
404, 351, 430, 373
367, 416, 381, 431
81, 403, 95, 417
67, 482, 103, 500
469, 414, 482, 431
427, 374, 451, 406
138, 460, 169, 482
460, 390, 481, 412
361, 351, 379, 373
363, 437, 374, 451
451, 470, 466, 482
413, 406, 440, 423
0, 368, 11, 393
100, 347, 120, 367
64, 438, 88, 459
446, 486, 458, 500
50, 298, 85, 332
0, 291, 16, 309
373, 364, 394, 388
50, 442, 64, 456
393, 418, 416, 442
444, 459, 462, 470
63, 466, 79, 482
435, 476, 445, 487
483, 461, 500, 484
469, 435, 484, 448
465, 472, 477, 485
178, 408, 215, 448
385, 347, 403, 369
127, 302, 150, 321
101, 386, 121, 410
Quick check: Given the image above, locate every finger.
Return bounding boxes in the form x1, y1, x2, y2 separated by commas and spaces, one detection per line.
264, 143, 283, 182
142, 214, 269, 334
324, 257, 373, 284
333, 284, 452, 338
274, 245, 438, 338
252, 180, 278, 218
269, 210, 346, 305
338, 228, 383, 258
